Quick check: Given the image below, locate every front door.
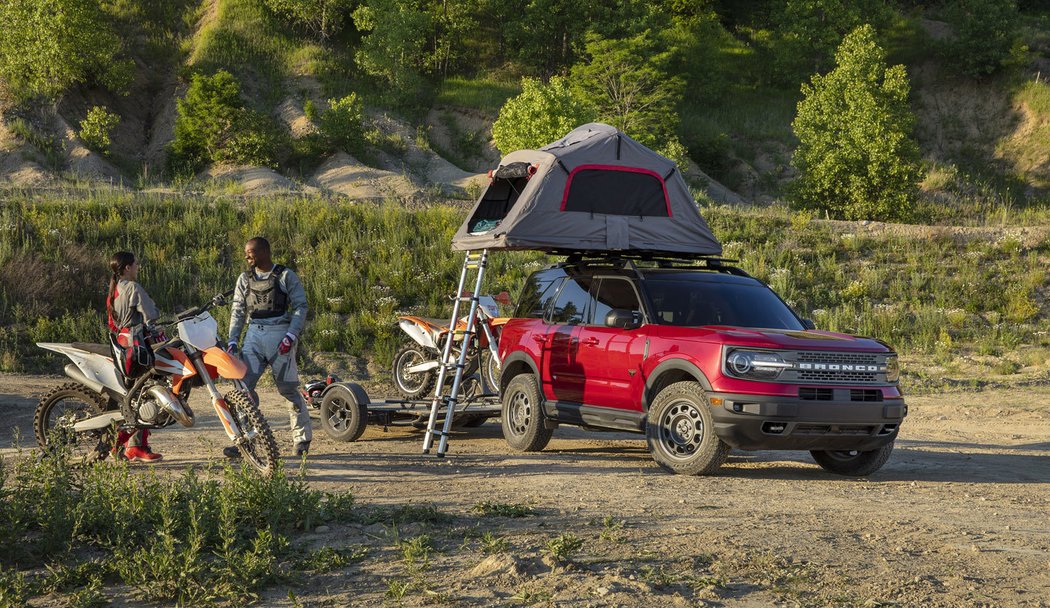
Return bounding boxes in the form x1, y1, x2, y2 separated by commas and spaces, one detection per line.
574, 278, 647, 411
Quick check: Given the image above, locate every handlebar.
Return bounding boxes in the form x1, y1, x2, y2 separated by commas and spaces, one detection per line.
156, 290, 235, 326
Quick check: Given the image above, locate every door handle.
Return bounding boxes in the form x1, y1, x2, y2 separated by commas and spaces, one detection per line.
582, 337, 599, 346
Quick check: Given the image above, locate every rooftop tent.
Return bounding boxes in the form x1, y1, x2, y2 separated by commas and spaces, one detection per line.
451, 123, 722, 256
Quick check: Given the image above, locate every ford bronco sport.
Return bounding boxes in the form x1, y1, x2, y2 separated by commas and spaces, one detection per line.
497, 255, 906, 476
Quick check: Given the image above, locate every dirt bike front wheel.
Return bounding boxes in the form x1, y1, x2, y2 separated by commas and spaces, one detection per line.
224, 390, 280, 476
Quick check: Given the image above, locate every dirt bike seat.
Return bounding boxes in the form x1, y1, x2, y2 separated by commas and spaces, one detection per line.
71, 342, 112, 357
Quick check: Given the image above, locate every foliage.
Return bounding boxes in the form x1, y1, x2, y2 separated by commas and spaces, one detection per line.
352, 0, 432, 97
491, 76, 596, 154
263, 0, 353, 41
169, 70, 283, 173
500, 0, 602, 76
940, 0, 1024, 78
791, 25, 921, 221
571, 31, 687, 165
0, 449, 357, 604
318, 93, 365, 153
768, 0, 892, 86
428, 0, 480, 76
0, 0, 129, 100
78, 107, 121, 155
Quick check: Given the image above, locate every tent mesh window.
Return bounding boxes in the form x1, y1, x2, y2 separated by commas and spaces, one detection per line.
561, 166, 670, 217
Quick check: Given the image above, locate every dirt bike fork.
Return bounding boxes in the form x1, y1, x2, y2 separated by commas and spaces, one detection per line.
189, 354, 243, 441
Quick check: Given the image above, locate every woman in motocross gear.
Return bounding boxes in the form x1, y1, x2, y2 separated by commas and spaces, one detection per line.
105, 251, 163, 462
225, 237, 312, 457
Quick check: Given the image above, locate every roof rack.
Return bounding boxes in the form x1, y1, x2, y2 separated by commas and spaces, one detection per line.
559, 251, 751, 278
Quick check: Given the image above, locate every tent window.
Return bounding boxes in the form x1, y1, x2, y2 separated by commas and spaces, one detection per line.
467, 176, 529, 233
561, 165, 670, 217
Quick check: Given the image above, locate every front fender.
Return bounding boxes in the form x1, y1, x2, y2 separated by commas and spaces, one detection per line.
399, 319, 437, 350
203, 347, 248, 380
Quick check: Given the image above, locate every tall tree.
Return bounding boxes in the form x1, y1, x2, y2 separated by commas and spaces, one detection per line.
0, 0, 126, 100
263, 0, 354, 42
353, 0, 432, 93
942, 0, 1023, 78
791, 25, 921, 221
570, 32, 685, 162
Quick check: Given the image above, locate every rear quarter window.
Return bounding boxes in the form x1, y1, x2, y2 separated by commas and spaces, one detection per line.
514, 275, 564, 319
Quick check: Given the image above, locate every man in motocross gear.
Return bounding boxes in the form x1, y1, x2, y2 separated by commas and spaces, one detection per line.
105, 251, 163, 462
225, 237, 312, 457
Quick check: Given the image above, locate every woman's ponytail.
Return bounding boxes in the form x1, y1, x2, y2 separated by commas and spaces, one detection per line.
107, 251, 135, 332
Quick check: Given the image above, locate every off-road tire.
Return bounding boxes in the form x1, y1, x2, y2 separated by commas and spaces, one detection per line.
34, 382, 112, 462
501, 374, 552, 452
811, 442, 895, 476
392, 343, 436, 399
320, 385, 369, 442
646, 381, 730, 476
225, 390, 280, 476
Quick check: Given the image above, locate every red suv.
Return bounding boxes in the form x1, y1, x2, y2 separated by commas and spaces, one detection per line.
497, 256, 906, 476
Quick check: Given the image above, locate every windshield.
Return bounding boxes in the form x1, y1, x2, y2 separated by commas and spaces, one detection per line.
644, 276, 805, 330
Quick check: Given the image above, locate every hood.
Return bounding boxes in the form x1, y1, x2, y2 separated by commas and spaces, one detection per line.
701, 327, 892, 352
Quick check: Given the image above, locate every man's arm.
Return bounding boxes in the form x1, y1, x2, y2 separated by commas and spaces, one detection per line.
228, 273, 248, 344
282, 269, 308, 338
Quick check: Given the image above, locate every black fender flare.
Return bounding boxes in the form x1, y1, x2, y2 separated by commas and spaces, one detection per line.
499, 351, 541, 392
642, 358, 713, 411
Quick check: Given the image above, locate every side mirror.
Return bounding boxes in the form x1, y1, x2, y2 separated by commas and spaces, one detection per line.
605, 309, 642, 330
802, 318, 816, 330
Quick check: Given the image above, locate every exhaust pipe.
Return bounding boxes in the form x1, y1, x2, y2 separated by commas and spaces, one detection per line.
64, 364, 106, 394
146, 385, 194, 427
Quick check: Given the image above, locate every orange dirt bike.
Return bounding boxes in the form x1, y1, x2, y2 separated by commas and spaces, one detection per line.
391, 292, 511, 402
34, 291, 280, 475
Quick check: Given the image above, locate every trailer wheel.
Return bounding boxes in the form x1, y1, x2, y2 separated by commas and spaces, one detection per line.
320, 385, 369, 442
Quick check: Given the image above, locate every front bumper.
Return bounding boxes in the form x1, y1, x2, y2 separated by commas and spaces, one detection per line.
708, 391, 907, 451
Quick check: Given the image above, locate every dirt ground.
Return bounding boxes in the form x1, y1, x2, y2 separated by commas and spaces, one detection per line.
1, 373, 1049, 607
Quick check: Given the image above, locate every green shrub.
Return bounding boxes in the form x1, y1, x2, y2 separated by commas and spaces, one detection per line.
790, 25, 922, 221
318, 93, 364, 153
492, 76, 595, 154
263, 0, 353, 41
78, 107, 120, 155
941, 0, 1024, 78
0, 0, 125, 100
169, 70, 284, 173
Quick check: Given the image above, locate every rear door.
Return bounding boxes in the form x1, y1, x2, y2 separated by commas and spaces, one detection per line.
574, 277, 647, 411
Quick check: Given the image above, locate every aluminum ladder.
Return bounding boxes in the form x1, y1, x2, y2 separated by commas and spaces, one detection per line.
421, 249, 489, 457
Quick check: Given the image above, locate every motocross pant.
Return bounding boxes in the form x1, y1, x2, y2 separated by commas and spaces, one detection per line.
241, 322, 312, 445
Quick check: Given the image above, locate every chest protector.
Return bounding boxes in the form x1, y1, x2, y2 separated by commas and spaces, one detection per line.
246, 265, 288, 319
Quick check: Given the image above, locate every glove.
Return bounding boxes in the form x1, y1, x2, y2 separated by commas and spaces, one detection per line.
278, 333, 296, 355
226, 341, 239, 355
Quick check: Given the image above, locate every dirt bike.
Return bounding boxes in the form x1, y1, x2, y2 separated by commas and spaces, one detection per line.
391, 293, 511, 402
34, 291, 280, 475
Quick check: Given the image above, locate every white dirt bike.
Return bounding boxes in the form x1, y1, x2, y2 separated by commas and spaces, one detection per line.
392, 293, 509, 402
34, 291, 280, 475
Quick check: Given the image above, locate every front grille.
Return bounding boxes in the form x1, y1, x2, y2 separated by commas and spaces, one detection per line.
850, 389, 883, 402
796, 352, 879, 365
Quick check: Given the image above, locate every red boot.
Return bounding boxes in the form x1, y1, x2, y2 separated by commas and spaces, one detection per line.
125, 429, 163, 463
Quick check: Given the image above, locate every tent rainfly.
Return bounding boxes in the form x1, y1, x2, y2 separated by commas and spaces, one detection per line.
451, 123, 722, 256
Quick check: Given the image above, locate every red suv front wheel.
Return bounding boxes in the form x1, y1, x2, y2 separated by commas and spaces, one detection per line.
501, 374, 553, 452
646, 381, 730, 475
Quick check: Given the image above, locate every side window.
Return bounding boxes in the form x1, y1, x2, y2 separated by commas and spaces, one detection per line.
547, 278, 593, 325
515, 274, 563, 319
591, 279, 642, 326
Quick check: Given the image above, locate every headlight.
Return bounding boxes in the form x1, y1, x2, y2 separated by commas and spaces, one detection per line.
725, 350, 790, 380
885, 355, 899, 383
